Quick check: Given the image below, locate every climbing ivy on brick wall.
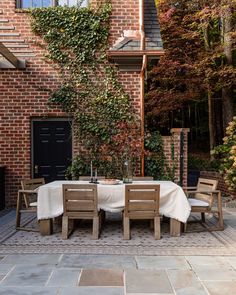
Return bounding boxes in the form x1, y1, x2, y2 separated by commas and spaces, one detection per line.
30, 4, 141, 177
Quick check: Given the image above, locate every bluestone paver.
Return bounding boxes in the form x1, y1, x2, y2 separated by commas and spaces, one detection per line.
0, 264, 14, 275
1, 265, 53, 286
59, 254, 136, 269
203, 281, 236, 295
1, 254, 61, 265
0, 286, 59, 295
192, 265, 236, 281
125, 269, 174, 294
60, 286, 124, 295
136, 256, 190, 270
185, 256, 226, 267
47, 268, 81, 287
79, 269, 123, 286
167, 269, 208, 295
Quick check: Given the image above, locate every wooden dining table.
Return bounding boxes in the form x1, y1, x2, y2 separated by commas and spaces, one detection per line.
37, 180, 191, 237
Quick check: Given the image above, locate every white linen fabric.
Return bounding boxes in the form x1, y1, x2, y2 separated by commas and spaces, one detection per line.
37, 180, 191, 223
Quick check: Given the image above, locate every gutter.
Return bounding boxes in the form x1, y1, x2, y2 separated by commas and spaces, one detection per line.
140, 0, 146, 176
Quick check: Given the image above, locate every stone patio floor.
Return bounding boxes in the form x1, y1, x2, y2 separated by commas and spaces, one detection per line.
1, 202, 236, 294
1, 253, 236, 294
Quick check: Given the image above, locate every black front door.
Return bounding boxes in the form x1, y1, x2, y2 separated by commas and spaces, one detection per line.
32, 119, 72, 183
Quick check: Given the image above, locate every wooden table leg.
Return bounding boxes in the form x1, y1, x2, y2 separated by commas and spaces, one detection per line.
39, 219, 53, 236
170, 218, 181, 237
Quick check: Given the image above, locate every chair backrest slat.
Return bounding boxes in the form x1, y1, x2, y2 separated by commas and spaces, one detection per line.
21, 178, 45, 190
197, 178, 218, 191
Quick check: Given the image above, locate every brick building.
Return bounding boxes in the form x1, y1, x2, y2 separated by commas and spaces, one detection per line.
0, 0, 188, 208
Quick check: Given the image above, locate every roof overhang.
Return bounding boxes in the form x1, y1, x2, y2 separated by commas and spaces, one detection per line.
0, 42, 26, 69
107, 49, 164, 71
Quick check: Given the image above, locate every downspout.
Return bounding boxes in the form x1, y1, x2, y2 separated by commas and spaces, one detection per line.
139, 0, 147, 176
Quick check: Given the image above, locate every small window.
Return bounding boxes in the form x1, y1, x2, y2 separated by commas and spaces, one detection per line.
58, 0, 89, 7
17, 0, 88, 8
18, 0, 52, 8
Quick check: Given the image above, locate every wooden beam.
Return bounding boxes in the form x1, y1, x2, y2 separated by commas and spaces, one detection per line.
0, 42, 25, 69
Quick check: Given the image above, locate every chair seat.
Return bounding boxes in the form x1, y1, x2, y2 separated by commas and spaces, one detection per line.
188, 198, 209, 207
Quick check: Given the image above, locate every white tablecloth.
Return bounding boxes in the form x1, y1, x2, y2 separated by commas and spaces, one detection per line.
37, 180, 191, 223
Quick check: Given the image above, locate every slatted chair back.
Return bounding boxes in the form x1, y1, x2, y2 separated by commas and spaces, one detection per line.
124, 184, 160, 219
195, 178, 218, 207
21, 178, 45, 208
63, 184, 98, 218
133, 176, 154, 181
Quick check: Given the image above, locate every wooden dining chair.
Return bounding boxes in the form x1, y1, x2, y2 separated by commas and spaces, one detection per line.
62, 184, 102, 239
133, 176, 154, 181
123, 184, 161, 240
15, 178, 45, 231
184, 178, 224, 231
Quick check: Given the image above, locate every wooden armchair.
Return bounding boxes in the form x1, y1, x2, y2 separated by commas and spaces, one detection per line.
62, 184, 102, 239
123, 184, 161, 240
16, 178, 45, 231
184, 178, 224, 231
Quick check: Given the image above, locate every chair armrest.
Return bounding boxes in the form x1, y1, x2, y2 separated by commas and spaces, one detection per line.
185, 186, 197, 190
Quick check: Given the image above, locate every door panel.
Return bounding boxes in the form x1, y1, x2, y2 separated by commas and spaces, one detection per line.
32, 120, 72, 183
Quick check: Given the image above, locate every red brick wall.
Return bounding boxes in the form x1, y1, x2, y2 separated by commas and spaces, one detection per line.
0, 1, 189, 208
162, 129, 189, 188
108, 0, 140, 45
200, 171, 236, 198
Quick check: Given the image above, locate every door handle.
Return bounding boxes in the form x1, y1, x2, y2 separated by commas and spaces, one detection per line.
35, 165, 39, 174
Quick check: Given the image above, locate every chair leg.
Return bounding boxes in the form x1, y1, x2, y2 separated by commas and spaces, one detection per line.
154, 216, 161, 240
62, 216, 69, 240
123, 216, 130, 240
218, 211, 224, 230
15, 191, 22, 229
150, 219, 154, 229
201, 212, 205, 223
92, 216, 99, 239
183, 222, 187, 232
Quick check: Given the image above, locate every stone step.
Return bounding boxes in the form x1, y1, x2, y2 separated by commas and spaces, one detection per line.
0, 33, 20, 37
0, 19, 9, 23
0, 26, 15, 30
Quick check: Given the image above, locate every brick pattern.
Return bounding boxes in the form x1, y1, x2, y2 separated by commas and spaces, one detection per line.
200, 171, 236, 198
162, 129, 189, 188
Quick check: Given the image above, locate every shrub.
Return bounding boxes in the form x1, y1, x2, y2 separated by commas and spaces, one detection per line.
213, 117, 236, 192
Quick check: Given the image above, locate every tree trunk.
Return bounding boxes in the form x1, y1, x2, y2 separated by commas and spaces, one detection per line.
221, 3, 234, 132
208, 85, 216, 156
